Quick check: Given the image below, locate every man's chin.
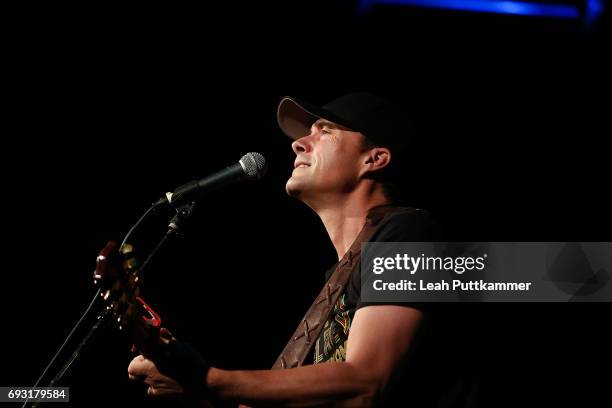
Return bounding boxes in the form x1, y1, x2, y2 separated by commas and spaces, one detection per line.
285, 180, 300, 198
285, 178, 306, 199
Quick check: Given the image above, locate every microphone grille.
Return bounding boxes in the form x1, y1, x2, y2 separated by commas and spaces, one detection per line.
240, 152, 267, 180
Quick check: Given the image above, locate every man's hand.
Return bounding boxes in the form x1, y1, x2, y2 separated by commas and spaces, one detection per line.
128, 354, 186, 397
128, 327, 184, 396
127, 327, 210, 404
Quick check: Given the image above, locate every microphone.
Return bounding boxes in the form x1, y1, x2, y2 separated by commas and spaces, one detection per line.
153, 152, 267, 208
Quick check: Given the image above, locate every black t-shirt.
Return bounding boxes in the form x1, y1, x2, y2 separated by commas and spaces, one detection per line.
313, 208, 434, 363
312, 208, 480, 407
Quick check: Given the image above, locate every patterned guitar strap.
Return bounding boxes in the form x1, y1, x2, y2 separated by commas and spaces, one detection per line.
272, 205, 413, 369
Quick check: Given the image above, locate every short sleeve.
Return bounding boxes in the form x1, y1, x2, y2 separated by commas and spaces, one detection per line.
355, 209, 436, 312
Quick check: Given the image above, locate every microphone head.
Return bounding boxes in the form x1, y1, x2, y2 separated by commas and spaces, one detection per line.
240, 152, 267, 180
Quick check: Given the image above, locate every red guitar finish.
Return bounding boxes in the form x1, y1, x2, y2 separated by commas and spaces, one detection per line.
94, 241, 162, 354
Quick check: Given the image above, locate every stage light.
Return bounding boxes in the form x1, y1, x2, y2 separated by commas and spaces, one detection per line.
358, 0, 601, 21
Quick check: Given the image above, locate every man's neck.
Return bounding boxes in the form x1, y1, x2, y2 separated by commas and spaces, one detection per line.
313, 193, 390, 261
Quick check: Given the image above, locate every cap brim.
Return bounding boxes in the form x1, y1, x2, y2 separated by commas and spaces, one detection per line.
277, 97, 354, 140
276, 97, 321, 140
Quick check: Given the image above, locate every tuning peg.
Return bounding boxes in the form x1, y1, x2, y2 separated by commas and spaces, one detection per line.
120, 243, 135, 255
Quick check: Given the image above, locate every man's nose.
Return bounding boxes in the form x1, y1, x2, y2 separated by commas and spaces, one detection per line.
291, 136, 311, 154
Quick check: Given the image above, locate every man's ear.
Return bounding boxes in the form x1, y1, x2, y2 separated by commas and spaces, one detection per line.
361, 147, 392, 177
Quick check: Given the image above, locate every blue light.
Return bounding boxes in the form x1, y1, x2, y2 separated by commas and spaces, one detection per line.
585, 0, 604, 26
359, 0, 582, 19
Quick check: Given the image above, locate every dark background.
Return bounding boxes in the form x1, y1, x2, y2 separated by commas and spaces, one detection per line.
2, 1, 610, 407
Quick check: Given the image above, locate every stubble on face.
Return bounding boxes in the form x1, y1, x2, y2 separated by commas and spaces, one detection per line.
285, 120, 367, 201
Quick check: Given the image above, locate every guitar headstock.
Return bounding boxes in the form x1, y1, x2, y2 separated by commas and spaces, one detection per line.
94, 241, 161, 353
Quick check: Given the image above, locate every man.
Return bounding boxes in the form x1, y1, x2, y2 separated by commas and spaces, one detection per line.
128, 93, 442, 407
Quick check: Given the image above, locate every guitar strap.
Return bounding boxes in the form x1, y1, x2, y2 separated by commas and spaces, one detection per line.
272, 205, 416, 369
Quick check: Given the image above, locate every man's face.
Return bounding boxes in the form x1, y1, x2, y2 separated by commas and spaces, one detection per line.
286, 119, 369, 200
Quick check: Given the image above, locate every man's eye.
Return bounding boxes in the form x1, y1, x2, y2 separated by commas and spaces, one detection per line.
321, 128, 331, 134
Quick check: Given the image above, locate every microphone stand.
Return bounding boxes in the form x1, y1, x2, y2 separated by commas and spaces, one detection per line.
24, 201, 197, 408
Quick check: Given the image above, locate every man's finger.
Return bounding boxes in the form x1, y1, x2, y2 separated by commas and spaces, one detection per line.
128, 373, 147, 382
128, 354, 151, 379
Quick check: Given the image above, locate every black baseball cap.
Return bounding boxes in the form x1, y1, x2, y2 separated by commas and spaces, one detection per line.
277, 92, 413, 154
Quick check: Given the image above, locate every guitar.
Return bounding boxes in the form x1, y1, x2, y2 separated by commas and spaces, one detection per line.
94, 241, 212, 407
94, 240, 163, 354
